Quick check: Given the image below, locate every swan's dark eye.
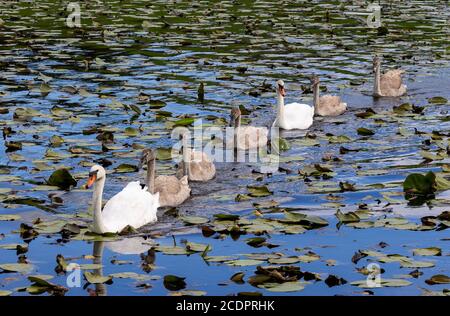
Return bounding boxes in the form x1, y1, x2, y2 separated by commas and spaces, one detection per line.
88, 170, 99, 177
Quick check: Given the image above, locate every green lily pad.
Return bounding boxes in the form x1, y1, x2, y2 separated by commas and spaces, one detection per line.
163, 275, 186, 291
336, 210, 360, 223
0, 263, 33, 273
425, 275, 450, 285
115, 164, 138, 173
0, 214, 21, 221
109, 272, 150, 281
180, 216, 209, 225
247, 185, 273, 197
357, 127, 375, 136
84, 272, 112, 284
428, 96, 448, 104
47, 169, 77, 190
258, 281, 306, 292
412, 247, 442, 256
226, 259, 264, 267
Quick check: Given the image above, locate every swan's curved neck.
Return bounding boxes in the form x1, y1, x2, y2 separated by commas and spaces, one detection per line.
277, 91, 285, 124
92, 176, 107, 234
374, 66, 382, 96
233, 114, 241, 148
312, 83, 320, 114
182, 135, 190, 178
146, 158, 156, 194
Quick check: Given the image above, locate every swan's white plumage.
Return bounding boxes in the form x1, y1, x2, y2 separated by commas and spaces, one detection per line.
276, 102, 314, 130
99, 181, 159, 233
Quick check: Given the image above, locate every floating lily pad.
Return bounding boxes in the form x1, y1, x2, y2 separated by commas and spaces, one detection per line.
180, 216, 209, 225
0, 263, 33, 273
258, 281, 306, 292
163, 275, 186, 291
412, 247, 442, 256
0, 214, 21, 221
425, 275, 450, 285
47, 169, 77, 190
84, 272, 112, 284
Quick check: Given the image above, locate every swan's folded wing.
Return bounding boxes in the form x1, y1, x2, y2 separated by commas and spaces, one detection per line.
155, 175, 183, 194
188, 151, 216, 181
102, 181, 159, 232
318, 95, 346, 116
381, 70, 403, 89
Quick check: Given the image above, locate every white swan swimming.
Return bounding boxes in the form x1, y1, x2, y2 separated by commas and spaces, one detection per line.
373, 55, 407, 97
85, 165, 159, 234
272, 79, 314, 130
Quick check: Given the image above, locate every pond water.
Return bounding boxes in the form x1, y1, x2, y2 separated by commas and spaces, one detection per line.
0, 1, 449, 296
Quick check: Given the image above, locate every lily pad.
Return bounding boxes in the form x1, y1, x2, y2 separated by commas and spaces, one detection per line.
0, 263, 33, 273
47, 169, 77, 190
84, 272, 112, 284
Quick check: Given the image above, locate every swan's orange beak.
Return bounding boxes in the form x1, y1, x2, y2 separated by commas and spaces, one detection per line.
279, 87, 286, 97
85, 173, 97, 189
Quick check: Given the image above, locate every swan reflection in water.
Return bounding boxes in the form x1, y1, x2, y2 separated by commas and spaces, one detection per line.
87, 237, 156, 296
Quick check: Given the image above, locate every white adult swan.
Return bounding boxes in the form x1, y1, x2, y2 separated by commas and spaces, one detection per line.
273, 80, 314, 130
311, 76, 347, 116
373, 55, 407, 97
85, 165, 159, 234
141, 148, 191, 207
229, 107, 268, 150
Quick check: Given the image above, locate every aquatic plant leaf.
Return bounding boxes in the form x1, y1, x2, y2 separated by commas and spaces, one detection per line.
230, 272, 245, 284
226, 259, 264, 267
214, 214, 240, 221
173, 118, 195, 126
268, 257, 300, 264
47, 169, 77, 190
163, 275, 186, 291
115, 164, 138, 173
109, 272, 150, 281
156, 147, 172, 160
84, 272, 112, 284
428, 96, 447, 104
336, 210, 360, 223
357, 128, 374, 136
124, 127, 139, 137
351, 279, 412, 288
170, 290, 206, 296
0, 214, 21, 221
180, 216, 209, 225
425, 275, 450, 285
155, 245, 192, 255
0, 263, 33, 273
435, 174, 450, 191
400, 260, 435, 268
185, 242, 210, 253
79, 264, 103, 270
403, 172, 436, 197
258, 281, 305, 292
247, 185, 273, 197
412, 247, 442, 256
204, 256, 237, 262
